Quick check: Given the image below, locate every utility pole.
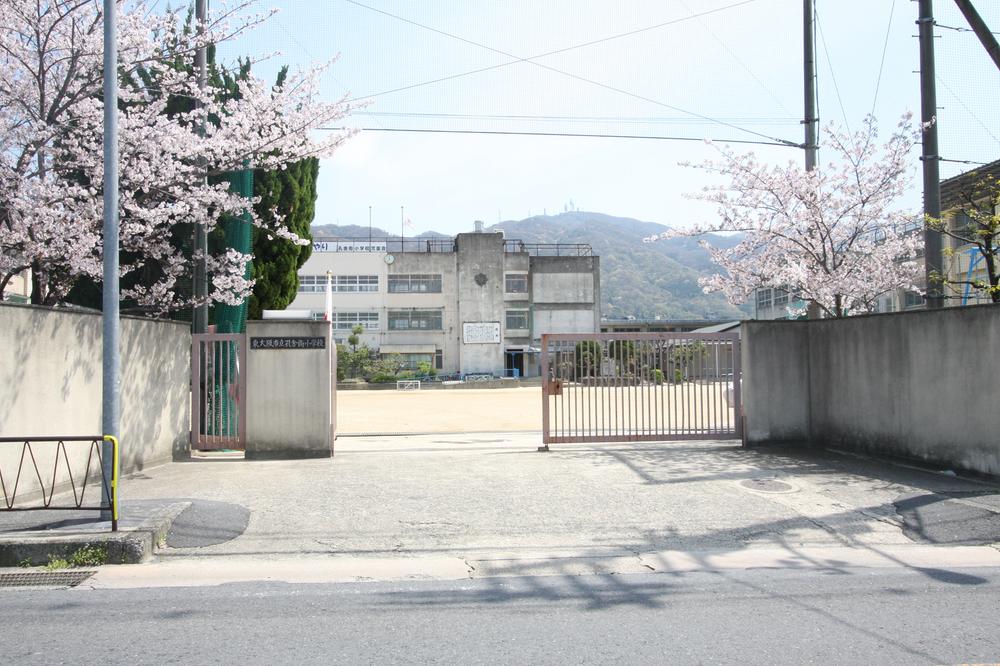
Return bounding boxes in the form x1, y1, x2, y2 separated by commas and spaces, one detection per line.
803, 0, 818, 172
918, 0, 944, 309
952, 0, 1000, 72
101, 0, 120, 521
192, 0, 209, 332
803, 0, 822, 319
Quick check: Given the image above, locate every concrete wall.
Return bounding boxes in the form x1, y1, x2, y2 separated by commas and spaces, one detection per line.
743, 304, 1000, 475
533, 308, 600, 336
0, 303, 190, 497
530, 256, 601, 338
456, 232, 505, 373
245, 320, 334, 459
742, 322, 811, 443
389, 252, 457, 371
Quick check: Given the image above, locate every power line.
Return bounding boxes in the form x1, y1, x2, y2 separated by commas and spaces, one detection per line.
815, 8, 851, 134
936, 22, 1000, 36
677, 0, 794, 116
316, 125, 798, 148
936, 75, 1000, 146
939, 157, 990, 165
343, 0, 799, 147
344, 0, 760, 80
871, 0, 896, 116
355, 111, 800, 127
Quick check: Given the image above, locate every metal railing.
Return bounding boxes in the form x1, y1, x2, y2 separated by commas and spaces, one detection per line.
192, 333, 247, 451
314, 237, 457, 253
504, 240, 594, 256
541, 333, 741, 446
0, 436, 119, 531
312, 236, 595, 256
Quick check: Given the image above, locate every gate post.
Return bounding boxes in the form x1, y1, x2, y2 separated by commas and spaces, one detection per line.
539, 334, 550, 452
244, 320, 335, 459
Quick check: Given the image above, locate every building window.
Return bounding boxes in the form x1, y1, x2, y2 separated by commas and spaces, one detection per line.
387, 309, 443, 330
334, 312, 379, 330
903, 291, 924, 309
505, 309, 529, 330
298, 275, 378, 293
335, 275, 378, 292
505, 273, 528, 293
298, 275, 325, 293
773, 289, 789, 307
388, 274, 442, 293
756, 288, 773, 309
434, 349, 443, 370
396, 353, 433, 371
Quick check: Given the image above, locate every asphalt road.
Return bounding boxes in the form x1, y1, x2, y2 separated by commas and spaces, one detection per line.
3, 566, 999, 665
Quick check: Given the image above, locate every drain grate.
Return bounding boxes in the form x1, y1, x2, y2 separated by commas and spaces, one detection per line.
0, 571, 95, 588
741, 478, 794, 493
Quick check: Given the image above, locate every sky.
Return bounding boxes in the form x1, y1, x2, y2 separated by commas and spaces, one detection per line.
218, 0, 1000, 236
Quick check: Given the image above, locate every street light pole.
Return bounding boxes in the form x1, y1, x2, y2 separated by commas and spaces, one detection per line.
101, 0, 121, 521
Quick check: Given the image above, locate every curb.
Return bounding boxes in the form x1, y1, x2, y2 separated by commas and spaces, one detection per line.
0, 502, 190, 566
83, 544, 1000, 589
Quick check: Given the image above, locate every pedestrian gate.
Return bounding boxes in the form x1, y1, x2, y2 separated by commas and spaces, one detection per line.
541, 332, 741, 446
191, 333, 247, 451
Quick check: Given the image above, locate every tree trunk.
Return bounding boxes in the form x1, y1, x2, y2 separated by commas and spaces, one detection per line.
983, 245, 1000, 303
30, 263, 43, 305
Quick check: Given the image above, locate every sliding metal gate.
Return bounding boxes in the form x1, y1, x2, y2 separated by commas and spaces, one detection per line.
541, 332, 741, 446
191, 333, 247, 451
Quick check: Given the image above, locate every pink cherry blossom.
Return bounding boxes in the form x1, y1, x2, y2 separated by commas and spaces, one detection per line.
647, 115, 923, 318
0, 1, 354, 312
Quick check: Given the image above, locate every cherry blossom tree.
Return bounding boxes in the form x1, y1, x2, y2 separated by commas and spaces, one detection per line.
930, 172, 1000, 304
646, 115, 924, 318
0, 0, 353, 311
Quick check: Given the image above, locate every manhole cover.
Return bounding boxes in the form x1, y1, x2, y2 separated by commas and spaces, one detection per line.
741, 479, 794, 493
0, 571, 95, 588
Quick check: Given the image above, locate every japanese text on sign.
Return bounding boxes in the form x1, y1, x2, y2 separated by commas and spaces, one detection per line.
462, 322, 501, 344
250, 336, 326, 350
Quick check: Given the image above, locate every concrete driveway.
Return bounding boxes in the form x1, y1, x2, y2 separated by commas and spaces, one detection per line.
107, 433, 1000, 576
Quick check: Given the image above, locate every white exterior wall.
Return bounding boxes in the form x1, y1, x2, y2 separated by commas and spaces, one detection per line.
532, 272, 595, 304
534, 308, 598, 334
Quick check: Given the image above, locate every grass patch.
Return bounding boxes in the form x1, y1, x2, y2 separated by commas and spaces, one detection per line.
44, 544, 109, 570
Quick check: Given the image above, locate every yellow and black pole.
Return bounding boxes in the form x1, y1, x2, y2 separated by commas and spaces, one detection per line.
103, 435, 120, 531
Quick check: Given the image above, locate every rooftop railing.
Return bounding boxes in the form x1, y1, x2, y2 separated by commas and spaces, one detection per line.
312, 237, 595, 257
503, 240, 594, 256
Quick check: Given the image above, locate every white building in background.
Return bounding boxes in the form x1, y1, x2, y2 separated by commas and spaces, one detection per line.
285, 228, 601, 378
1, 268, 31, 303
936, 158, 1000, 308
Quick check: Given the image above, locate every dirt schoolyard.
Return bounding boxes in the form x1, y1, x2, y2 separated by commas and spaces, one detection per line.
335, 386, 543, 434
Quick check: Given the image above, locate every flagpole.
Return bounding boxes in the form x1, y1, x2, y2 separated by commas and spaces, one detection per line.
324, 270, 333, 322
400, 206, 404, 252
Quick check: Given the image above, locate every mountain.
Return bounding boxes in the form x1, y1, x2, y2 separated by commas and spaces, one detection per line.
312, 224, 449, 239
312, 213, 748, 320
492, 213, 747, 320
